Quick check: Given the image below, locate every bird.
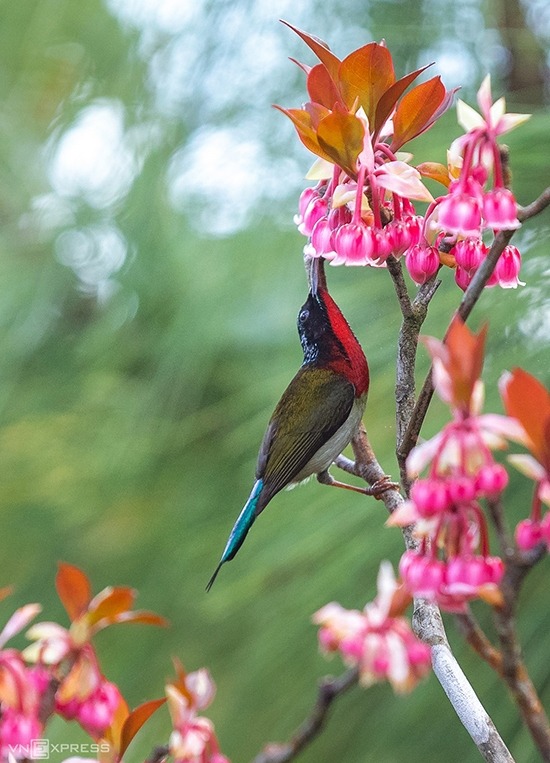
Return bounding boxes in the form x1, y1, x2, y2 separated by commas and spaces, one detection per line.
206, 264, 373, 591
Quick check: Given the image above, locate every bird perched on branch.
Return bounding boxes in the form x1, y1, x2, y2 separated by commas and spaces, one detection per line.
207, 261, 382, 590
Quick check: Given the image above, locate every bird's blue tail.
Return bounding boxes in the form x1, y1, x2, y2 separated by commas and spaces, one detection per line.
206, 479, 263, 591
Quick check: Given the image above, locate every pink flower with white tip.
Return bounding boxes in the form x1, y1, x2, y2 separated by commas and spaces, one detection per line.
314, 562, 431, 692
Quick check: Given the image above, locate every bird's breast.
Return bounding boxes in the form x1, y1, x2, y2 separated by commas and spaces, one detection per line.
292, 394, 367, 483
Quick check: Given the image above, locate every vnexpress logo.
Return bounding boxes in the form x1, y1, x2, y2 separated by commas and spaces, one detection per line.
7, 740, 110, 759
8, 738, 49, 759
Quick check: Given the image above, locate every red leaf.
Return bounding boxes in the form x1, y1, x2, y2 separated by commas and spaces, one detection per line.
56, 563, 92, 622
316, 108, 364, 177
446, 319, 487, 409
100, 610, 169, 629
338, 43, 395, 126
119, 698, 166, 758
373, 64, 431, 139
501, 369, 550, 470
273, 105, 335, 164
391, 76, 448, 150
281, 21, 341, 81
87, 586, 135, 627
307, 63, 343, 109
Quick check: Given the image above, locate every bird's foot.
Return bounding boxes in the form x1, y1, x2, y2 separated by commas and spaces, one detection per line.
317, 470, 400, 499
364, 475, 400, 500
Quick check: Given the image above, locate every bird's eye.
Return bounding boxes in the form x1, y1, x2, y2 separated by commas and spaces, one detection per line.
299, 308, 309, 323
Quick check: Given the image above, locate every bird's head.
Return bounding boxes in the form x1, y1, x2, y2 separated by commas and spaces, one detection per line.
297, 284, 369, 395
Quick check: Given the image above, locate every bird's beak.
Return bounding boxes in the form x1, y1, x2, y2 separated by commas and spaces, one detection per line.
306, 256, 326, 296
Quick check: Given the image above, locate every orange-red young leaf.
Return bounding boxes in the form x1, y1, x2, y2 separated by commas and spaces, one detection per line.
304, 101, 331, 130
119, 698, 167, 758
338, 43, 395, 126
373, 64, 431, 138
0, 587, 13, 604
416, 161, 451, 188
446, 318, 487, 409
317, 108, 364, 177
391, 76, 447, 150
501, 369, 550, 471
273, 105, 335, 164
102, 610, 169, 628
87, 586, 136, 627
307, 63, 343, 109
56, 563, 92, 622
281, 21, 341, 81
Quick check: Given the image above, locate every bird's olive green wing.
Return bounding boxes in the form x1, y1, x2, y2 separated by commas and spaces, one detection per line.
255, 367, 355, 512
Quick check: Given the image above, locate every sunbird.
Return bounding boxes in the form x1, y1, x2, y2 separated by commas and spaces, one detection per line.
206, 268, 373, 590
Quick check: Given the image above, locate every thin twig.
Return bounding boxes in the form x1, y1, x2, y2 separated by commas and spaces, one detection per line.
493, 563, 550, 760
251, 669, 359, 763
454, 610, 503, 674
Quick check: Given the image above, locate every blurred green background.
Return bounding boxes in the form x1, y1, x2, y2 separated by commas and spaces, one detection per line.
1, 0, 549, 761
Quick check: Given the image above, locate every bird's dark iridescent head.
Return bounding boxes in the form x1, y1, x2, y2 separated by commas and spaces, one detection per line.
296, 286, 369, 396
297, 290, 341, 365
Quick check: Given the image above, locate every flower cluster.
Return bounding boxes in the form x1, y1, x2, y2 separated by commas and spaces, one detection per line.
281, 27, 529, 289
166, 662, 229, 763
0, 564, 230, 763
313, 562, 431, 692
433, 76, 529, 291
500, 369, 550, 552
389, 320, 523, 612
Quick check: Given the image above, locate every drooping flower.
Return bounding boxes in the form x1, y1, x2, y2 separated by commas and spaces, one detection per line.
314, 562, 431, 692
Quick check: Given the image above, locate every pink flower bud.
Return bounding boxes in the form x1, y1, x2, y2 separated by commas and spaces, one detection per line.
332, 222, 373, 265
310, 217, 334, 256
515, 518, 544, 551
446, 477, 476, 505
76, 680, 122, 738
445, 555, 503, 596
475, 463, 509, 497
328, 206, 352, 229
437, 191, 482, 237
452, 238, 486, 274
297, 187, 318, 219
494, 245, 524, 289
483, 187, 520, 230
299, 196, 328, 236
454, 265, 473, 292
405, 244, 440, 285
399, 551, 444, 598
410, 479, 450, 517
